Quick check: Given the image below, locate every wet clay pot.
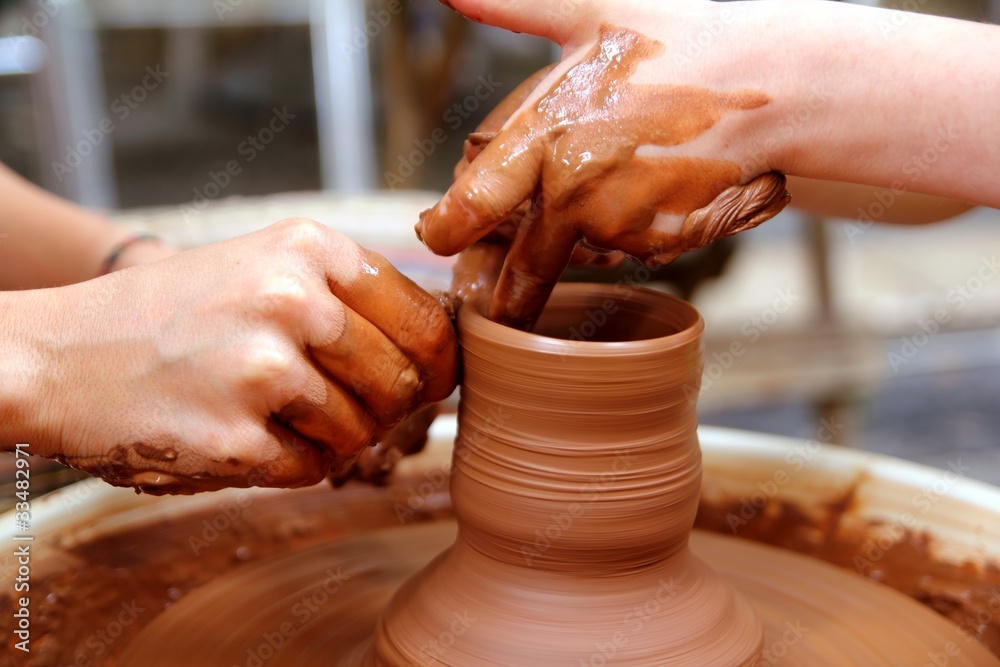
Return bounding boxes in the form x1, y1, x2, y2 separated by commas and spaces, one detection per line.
368, 284, 764, 666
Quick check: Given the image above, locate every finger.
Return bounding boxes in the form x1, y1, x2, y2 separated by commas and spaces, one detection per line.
612, 174, 791, 267
455, 65, 556, 179
250, 420, 336, 489
477, 66, 556, 134
275, 366, 379, 461
680, 172, 791, 250
451, 242, 508, 311
591, 251, 627, 269
306, 293, 422, 427
570, 242, 625, 267
570, 245, 607, 266
440, 0, 578, 43
488, 205, 579, 330
331, 404, 442, 487
417, 122, 543, 256
462, 131, 496, 165
91, 419, 334, 494
479, 215, 521, 245
327, 247, 458, 405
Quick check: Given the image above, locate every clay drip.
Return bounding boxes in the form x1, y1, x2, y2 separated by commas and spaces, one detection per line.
369, 284, 763, 666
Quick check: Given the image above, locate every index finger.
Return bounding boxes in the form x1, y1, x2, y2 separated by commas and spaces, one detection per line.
441, 0, 578, 43
454, 65, 556, 179
487, 203, 579, 330
328, 246, 459, 405
417, 122, 543, 256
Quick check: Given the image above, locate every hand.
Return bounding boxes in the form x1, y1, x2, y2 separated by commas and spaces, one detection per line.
37, 219, 458, 494
111, 236, 180, 271
418, 0, 790, 329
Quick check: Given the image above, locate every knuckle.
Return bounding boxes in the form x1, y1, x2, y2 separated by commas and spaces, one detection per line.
253, 273, 310, 317
379, 359, 422, 419
239, 343, 301, 390
272, 218, 330, 253
345, 414, 379, 455
403, 299, 454, 358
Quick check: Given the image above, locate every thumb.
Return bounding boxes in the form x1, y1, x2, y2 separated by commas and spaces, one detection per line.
440, 0, 589, 44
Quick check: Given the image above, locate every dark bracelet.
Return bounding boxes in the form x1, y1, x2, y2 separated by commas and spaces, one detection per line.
97, 233, 162, 277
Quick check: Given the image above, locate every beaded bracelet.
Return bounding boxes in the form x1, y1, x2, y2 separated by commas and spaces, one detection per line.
97, 233, 162, 277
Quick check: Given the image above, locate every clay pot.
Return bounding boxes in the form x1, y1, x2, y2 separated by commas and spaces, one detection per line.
369, 284, 763, 666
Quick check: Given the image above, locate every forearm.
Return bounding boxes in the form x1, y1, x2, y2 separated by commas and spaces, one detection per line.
786, 176, 975, 224
735, 0, 1000, 207
0, 163, 174, 289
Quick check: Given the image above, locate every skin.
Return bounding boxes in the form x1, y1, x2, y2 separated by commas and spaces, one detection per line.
422, 24, 790, 329
423, 0, 1000, 328
0, 214, 458, 494
0, 163, 177, 289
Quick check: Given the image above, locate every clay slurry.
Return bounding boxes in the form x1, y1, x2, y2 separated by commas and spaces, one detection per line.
418, 25, 790, 330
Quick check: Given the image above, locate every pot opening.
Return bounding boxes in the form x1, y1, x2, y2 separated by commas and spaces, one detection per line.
529, 285, 701, 343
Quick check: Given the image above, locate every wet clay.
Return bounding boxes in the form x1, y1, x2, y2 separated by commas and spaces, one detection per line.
417, 25, 791, 330
696, 493, 1000, 655
117, 522, 1000, 667
110, 286, 1000, 667
15, 474, 1000, 665
367, 285, 763, 665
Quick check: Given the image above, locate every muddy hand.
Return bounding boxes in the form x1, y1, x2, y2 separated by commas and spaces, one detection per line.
419, 2, 790, 330
40, 220, 458, 494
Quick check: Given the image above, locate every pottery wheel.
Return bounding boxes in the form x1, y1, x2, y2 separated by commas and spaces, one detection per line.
118, 521, 998, 666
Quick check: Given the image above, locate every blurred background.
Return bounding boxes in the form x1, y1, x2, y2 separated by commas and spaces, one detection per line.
0, 0, 999, 502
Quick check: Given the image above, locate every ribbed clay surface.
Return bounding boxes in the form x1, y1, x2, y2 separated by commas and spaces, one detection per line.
370, 284, 762, 665
118, 286, 1000, 667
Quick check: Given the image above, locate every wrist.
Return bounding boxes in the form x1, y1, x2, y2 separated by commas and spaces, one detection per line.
97, 232, 174, 276
0, 289, 65, 456
737, 0, 856, 177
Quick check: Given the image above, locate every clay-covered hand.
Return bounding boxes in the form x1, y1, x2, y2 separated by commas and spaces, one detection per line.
418, 0, 790, 329
37, 219, 458, 494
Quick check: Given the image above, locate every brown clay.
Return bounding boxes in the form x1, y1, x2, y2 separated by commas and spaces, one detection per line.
368, 284, 763, 665
416, 25, 791, 330
112, 286, 1000, 667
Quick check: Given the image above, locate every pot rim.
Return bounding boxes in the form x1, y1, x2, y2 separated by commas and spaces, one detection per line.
458, 283, 705, 358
